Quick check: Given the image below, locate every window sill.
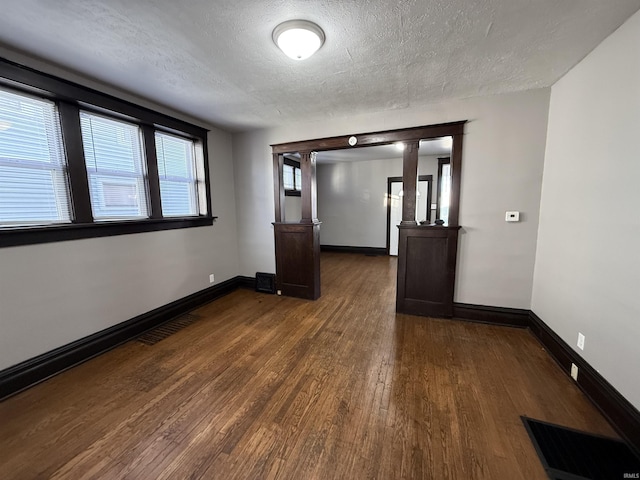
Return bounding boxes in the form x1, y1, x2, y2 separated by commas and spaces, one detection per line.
0, 216, 217, 248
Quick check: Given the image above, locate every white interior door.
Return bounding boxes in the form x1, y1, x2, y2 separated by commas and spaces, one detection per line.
389, 182, 402, 256
416, 180, 428, 223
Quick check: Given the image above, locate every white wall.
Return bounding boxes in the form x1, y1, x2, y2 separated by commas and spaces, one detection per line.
233, 88, 550, 308
0, 54, 240, 371
532, 11, 640, 409
418, 156, 441, 222
283, 196, 302, 222
317, 156, 440, 248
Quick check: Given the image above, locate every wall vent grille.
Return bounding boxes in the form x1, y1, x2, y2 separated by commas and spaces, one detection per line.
256, 272, 276, 294
136, 313, 201, 345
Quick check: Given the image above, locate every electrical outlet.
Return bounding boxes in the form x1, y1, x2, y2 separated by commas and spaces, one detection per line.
209, 274, 215, 284
277, 290, 282, 296
570, 363, 579, 381
577, 332, 585, 350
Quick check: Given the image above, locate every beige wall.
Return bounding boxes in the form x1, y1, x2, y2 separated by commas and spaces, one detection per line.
233, 88, 550, 308
532, 11, 640, 409
317, 156, 440, 248
0, 52, 240, 371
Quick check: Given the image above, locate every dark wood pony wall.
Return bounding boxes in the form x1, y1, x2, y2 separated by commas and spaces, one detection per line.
271, 121, 466, 317
272, 151, 321, 300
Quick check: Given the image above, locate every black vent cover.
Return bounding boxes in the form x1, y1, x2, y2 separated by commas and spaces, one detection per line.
522, 416, 640, 480
256, 272, 276, 294
137, 313, 201, 345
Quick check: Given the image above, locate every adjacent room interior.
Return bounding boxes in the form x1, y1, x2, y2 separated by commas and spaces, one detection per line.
1, 1, 639, 479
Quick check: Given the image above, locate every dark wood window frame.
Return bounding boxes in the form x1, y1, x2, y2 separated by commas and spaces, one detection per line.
283, 156, 301, 197
0, 57, 215, 248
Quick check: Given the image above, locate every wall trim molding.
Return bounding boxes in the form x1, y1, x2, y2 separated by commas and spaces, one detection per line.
453, 302, 530, 328
1, 286, 638, 457
454, 304, 640, 456
0, 275, 257, 401
528, 311, 640, 457
237, 275, 257, 289
320, 245, 387, 256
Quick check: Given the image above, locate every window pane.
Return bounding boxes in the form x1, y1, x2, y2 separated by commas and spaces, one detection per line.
0, 88, 71, 226
155, 132, 199, 217
80, 112, 148, 220
283, 164, 294, 190
294, 167, 302, 191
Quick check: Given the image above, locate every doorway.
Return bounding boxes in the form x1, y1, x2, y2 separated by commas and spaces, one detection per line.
387, 175, 432, 256
271, 121, 465, 305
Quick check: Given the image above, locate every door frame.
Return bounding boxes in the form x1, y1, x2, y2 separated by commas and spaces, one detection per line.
435, 157, 450, 221
386, 175, 432, 255
270, 121, 466, 301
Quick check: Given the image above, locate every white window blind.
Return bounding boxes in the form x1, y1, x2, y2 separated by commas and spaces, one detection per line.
80, 111, 149, 220
283, 163, 301, 191
0, 88, 71, 226
154, 132, 201, 217
283, 164, 295, 190
294, 167, 301, 191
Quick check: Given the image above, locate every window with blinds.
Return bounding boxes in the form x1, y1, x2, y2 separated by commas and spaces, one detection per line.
283, 164, 295, 190
0, 88, 71, 226
0, 59, 212, 247
155, 132, 202, 217
283, 160, 301, 194
80, 112, 149, 220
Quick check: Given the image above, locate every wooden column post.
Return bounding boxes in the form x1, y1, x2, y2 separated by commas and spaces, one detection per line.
300, 151, 318, 223
273, 149, 321, 300
273, 153, 284, 222
448, 134, 463, 226
401, 140, 420, 225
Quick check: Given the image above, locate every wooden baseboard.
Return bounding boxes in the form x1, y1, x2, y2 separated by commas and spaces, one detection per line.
0, 275, 251, 401
529, 311, 640, 458
452, 302, 530, 328
320, 245, 387, 256
452, 304, 640, 455
237, 275, 256, 289
2, 284, 638, 458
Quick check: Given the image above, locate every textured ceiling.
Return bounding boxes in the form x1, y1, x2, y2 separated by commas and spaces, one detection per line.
0, 0, 638, 132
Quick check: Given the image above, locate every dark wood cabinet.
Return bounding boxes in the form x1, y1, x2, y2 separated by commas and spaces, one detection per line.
273, 222, 321, 300
396, 225, 460, 317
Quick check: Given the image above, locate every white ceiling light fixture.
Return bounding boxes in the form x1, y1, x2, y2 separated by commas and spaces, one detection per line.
272, 20, 325, 61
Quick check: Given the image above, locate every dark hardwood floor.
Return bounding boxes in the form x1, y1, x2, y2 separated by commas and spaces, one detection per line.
0, 252, 616, 479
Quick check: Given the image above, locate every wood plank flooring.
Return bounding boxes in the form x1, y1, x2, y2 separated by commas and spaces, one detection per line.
0, 252, 617, 479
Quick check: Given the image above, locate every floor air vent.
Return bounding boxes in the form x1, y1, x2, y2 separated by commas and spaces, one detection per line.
522, 416, 640, 480
137, 313, 201, 345
256, 272, 276, 294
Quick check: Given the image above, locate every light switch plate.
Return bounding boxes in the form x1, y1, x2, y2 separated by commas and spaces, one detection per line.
505, 211, 520, 222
